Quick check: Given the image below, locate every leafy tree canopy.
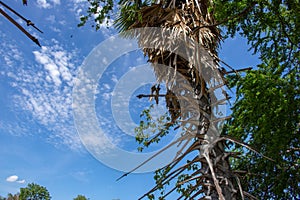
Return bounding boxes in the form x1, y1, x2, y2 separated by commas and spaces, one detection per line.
0, 192, 21, 200
214, 0, 299, 198
19, 183, 51, 200
73, 195, 89, 200
214, 0, 299, 71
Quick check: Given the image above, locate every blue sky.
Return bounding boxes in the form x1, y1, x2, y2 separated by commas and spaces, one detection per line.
0, 0, 259, 199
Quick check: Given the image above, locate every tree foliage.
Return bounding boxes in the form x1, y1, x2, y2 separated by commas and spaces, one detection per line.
77, 0, 114, 30
225, 67, 299, 199
214, 0, 299, 70
19, 183, 51, 200
73, 194, 89, 200
7, 193, 19, 200
0, 197, 6, 200
78, 0, 152, 31
0, 193, 19, 200
214, 0, 300, 198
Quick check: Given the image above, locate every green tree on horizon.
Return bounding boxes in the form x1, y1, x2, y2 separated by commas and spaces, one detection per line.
0, 192, 20, 200
19, 183, 51, 200
7, 193, 19, 200
73, 194, 89, 200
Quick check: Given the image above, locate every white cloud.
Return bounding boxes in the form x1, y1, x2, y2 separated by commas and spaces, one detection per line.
36, 0, 51, 8
46, 15, 56, 23
102, 92, 112, 101
71, 170, 91, 183
69, 0, 87, 17
17, 180, 26, 184
6, 175, 18, 182
32, 45, 74, 87
51, 0, 61, 5
0, 37, 83, 151
50, 27, 61, 33
6, 175, 25, 184
72, 0, 85, 3
111, 75, 118, 83
0, 37, 24, 68
36, 0, 60, 9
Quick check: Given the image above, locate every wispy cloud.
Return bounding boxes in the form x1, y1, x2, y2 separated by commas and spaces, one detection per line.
17, 180, 26, 184
0, 37, 24, 68
68, 0, 88, 18
6, 175, 26, 184
71, 170, 92, 183
36, 0, 61, 9
0, 120, 33, 137
0, 36, 83, 150
37, 0, 50, 8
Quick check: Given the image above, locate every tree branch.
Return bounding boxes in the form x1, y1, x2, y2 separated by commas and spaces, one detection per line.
192, 1, 257, 33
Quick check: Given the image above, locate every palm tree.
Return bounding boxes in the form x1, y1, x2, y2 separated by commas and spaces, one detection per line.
115, 0, 247, 199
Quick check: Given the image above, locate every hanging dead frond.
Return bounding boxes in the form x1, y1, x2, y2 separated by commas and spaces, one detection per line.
0, 1, 42, 46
